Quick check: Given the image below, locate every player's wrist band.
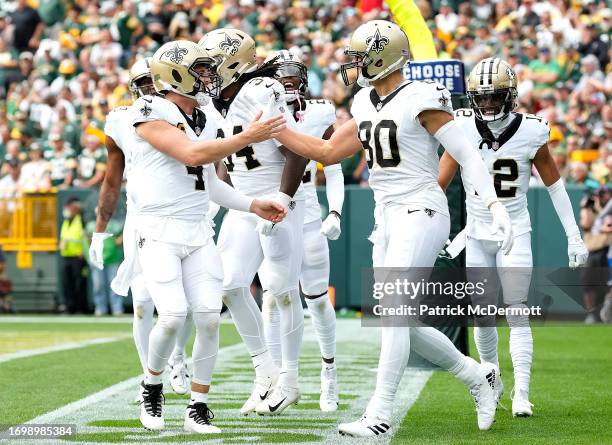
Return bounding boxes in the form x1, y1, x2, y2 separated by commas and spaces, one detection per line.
330, 210, 341, 219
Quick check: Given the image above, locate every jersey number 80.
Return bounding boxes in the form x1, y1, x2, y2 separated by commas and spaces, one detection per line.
358, 120, 400, 168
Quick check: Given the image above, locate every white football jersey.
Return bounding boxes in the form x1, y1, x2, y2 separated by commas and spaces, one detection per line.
129, 95, 219, 245
296, 99, 337, 223
350, 80, 452, 215
105, 105, 136, 210
203, 77, 301, 199
454, 108, 549, 240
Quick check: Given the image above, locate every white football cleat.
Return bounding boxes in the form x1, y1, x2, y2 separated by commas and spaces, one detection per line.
512, 389, 533, 417
255, 384, 300, 415
139, 382, 164, 430
338, 414, 392, 437
320, 364, 339, 412
469, 363, 498, 431
494, 371, 505, 406
134, 382, 145, 404
184, 402, 221, 434
169, 360, 190, 395
240, 373, 278, 415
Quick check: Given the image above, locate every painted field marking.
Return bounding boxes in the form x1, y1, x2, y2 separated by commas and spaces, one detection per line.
5, 320, 432, 445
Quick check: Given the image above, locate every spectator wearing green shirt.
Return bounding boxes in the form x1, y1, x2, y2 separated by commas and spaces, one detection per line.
75, 135, 106, 188
86, 211, 123, 316
44, 132, 76, 188
527, 46, 561, 93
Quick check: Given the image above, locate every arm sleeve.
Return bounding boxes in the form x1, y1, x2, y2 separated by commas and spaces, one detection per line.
323, 163, 345, 215
547, 178, 580, 237
206, 164, 253, 212
104, 112, 116, 139
434, 120, 498, 207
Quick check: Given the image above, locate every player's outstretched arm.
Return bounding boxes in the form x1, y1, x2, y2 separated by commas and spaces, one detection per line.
420, 109, 514, 254
276, 118, 362, 166
533, 143, 588, 267
438, 151, 460, 192
136, 111, 285, 166
320, 125, 345, 240
207, 165, 286, 223
90, 135, 125, 269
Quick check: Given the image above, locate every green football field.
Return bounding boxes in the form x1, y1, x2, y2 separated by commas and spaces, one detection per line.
0, 316, 610, 445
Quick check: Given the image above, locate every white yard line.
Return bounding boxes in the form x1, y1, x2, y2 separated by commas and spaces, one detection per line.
7, 320, 432, 445
0, 334, 133, 364
0, 316, 237, 324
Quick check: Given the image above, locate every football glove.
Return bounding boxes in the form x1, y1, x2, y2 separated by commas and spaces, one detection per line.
568, 233, 588, 268
489, 200, 514, 255
320, 212, 341, 240
89, 232, 111, 270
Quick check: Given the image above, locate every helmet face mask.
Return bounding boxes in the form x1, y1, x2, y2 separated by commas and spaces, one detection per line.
340, 49, 372, 86
467, 58, 518, 122
189, 59, 222, 99
339, 20, 410, 87
132, 76, 155, 98
468, 89, 514, 121
276, 62, 308, 102
128, 57, 154, 99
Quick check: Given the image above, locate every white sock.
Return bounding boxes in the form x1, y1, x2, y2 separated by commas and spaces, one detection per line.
507, 305, 532, 394
191, 312, 220, 386
191, 391, 208, 404
132, 299, 155, 374
262, 290, 282, 367
409, 327, 466, 372
474, 326, 499, 368
304, 292, 336, 361
366, 326, 410, 421
148, 314, 186, 374
274, 288, 304, 388
171, 312, 194, 365
145, 370, 163, 385
510, 326, 532, 394
448, 355, 482, 387
224, 287, 276, 376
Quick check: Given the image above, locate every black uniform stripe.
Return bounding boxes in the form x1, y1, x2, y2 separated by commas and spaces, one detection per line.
367, 426, 379, 435
475, 112, 523, 149
488, 58, 495, 85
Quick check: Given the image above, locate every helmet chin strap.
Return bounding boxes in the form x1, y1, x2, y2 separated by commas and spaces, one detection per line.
485, 112, 514, 137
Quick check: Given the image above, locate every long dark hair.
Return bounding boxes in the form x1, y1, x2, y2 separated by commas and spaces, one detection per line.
238, 56, 281, 83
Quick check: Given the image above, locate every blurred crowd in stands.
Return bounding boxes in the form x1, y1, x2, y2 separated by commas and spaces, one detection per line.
0, 0, 610, 318
0, 0, 609, 193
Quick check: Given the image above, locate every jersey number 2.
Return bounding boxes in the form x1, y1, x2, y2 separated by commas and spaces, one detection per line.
493, 159, 518, 198
358, 120, 400, 168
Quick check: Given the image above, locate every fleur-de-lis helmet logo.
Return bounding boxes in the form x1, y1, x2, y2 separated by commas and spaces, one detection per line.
366, 28, 390, 54
163, 44, 188, 64
219, 33, 241, 56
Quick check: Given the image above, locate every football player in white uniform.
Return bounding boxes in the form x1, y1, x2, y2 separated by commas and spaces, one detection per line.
438, 58, 588, 417
198, 30, 308, 416
261, 21, 515, 436
257, 50, 344, 412
90, 57, 196, 399
112, 40, 286, 433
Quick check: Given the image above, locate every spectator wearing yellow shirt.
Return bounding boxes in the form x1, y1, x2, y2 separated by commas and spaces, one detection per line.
59, 197, 88, 314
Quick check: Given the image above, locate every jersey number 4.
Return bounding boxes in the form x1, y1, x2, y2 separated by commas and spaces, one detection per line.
186, 166, 205, 191
358, 120, 400, 168
218, 127, 261, 171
